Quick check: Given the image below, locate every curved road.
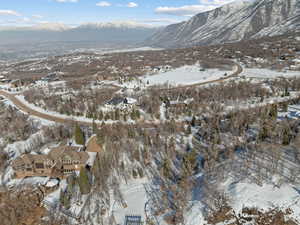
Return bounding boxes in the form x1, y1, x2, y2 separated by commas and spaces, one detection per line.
0, 62, 243, 126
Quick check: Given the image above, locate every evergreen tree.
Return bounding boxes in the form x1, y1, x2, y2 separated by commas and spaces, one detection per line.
74, 124, 85, 145
161, 158, 171, 179
132, 169, 138, 178
284, 86, 290, 97
98, 110, 104, 121
186, 125, 192, 135
123, 113, 128, 121
130, 110, 136, 120
114, 109, 120, 121
191, 116, 196, 127
104, 113, 110, 121
183, 149, 198, 175
92, 119, 98, 134
258, 122, 268, 142
60, 190, 71, 209
79, 167, 91, 195
269, 104, 278, 120
282, 126, 291, 145
135, 109, 141, 119
282, 102, 288, 112
137, 167, 144, 178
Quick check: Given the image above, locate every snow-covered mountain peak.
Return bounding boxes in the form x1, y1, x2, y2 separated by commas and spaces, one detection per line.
147, 0, 300, 48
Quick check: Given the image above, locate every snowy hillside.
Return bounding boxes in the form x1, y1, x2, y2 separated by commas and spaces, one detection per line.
148, 0, 300, 47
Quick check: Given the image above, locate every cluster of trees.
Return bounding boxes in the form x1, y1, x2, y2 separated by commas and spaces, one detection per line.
60, 167, 91, 209
0, 187, 44, 225
0, 103, 39, 144
23, 86, 118, 118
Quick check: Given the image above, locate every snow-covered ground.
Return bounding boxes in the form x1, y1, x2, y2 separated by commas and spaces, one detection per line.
241, 68, 300, 79
110, 178, 148, 224
222, 177, 300, 220
142, 65, 233, 86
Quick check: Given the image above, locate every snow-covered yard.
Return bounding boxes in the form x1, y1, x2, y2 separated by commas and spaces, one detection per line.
241, 68, 300, 79
110, 178, 148, 224
222, 177, 300, 220
142, 65, 233, 86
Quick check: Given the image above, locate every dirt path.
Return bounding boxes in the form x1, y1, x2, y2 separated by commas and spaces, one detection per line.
0, 62, 243, 126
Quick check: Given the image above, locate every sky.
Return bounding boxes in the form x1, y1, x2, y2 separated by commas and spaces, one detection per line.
0, 0, 246, 27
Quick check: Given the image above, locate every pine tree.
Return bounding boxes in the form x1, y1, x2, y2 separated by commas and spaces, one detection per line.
104, 113, 110, 121
74, 124, 85, 145
135, 109, 141, 119
60, 190, 71, 209
132, 169, 138, 178
258, 122, 268, 142
137, 167, 144, 178
98, 110, 104, 121
161, 158, 171, 179
123, 113, 128, 121
130, 110, 136, 120
269, 104, 278, 120
79, 167, 91, 195
282, 126, 291, 145
114, 109, 120, 121
191, 116, 196, 127
282, 102, 288, 112
92, 119, 98, 134
186, 125, 192, 135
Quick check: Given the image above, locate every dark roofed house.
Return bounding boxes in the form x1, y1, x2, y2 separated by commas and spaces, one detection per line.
41, 72, 59, 82
106, 97, 128, 106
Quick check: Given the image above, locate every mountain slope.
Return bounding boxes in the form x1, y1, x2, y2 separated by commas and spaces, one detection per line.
147, 0, 300, 48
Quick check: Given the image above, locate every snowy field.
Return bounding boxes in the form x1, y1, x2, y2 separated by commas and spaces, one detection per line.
222, 177, 300, 220
142, 65, 234, 86
241, 68, 300, 79
110, 178, 148, 224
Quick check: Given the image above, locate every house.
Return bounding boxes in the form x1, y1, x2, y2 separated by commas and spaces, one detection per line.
106, 97, 128, 106
105, 97, 137, 110
41, 72, 59, 82
12, 146, 89, 179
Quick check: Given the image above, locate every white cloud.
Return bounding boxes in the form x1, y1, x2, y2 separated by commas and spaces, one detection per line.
22, 17, 31, 22
55, 0, 79, 3
155, 0, 246, 16
200, 0, 237, 6
0, 10, 21, 17
32, 15, 43, 19
142, 18, 181, 24
155, 5, 215, 16
96, 1, 111, 7
127, 2, 138, 8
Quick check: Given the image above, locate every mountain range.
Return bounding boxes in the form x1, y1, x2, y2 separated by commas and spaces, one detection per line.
0, 22, 159, 45
147, 0, 300, 48
0, 0, 299, 50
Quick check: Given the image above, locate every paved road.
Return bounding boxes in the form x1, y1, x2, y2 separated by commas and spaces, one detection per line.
0, 62, 243, 126
0, 90, 92, 126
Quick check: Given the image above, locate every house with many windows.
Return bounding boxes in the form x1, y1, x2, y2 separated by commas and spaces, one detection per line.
12, 145, 89, 179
